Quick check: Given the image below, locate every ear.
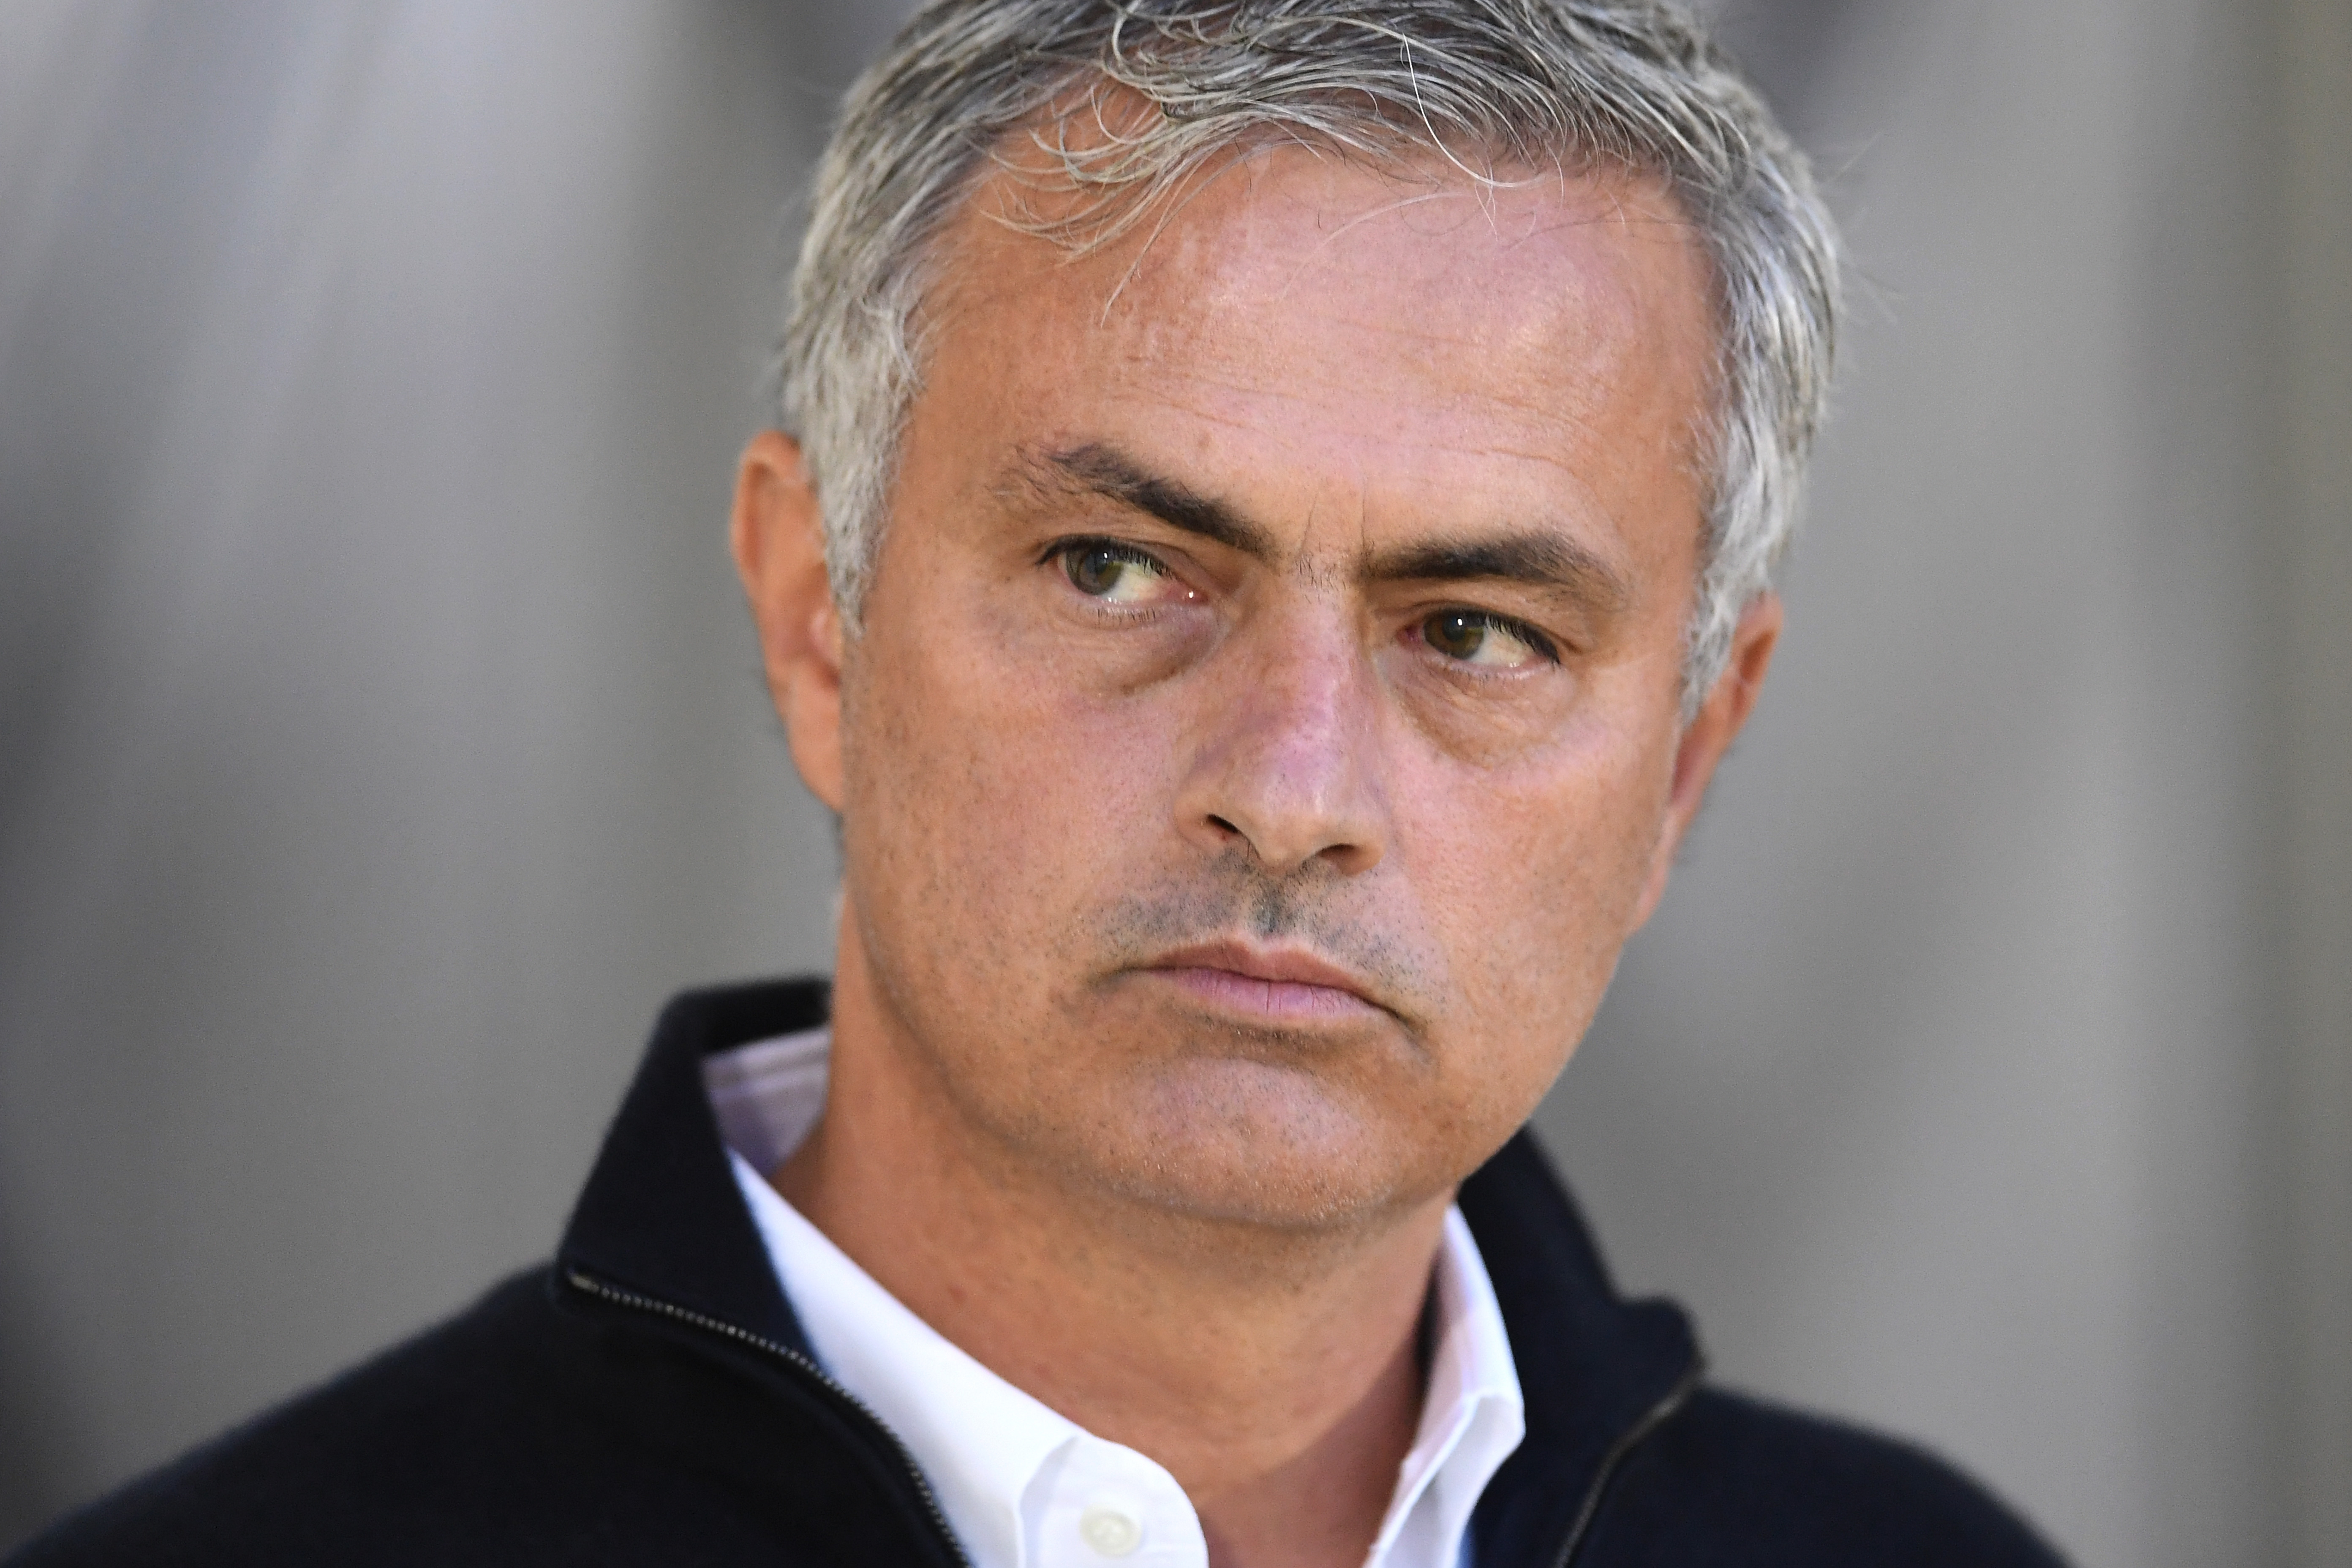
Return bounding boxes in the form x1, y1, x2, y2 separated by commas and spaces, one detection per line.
1629, 591, 1783, 930
731, 430, 846, 811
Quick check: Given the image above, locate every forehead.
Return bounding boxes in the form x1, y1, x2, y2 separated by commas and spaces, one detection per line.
923, 146, 1718, 566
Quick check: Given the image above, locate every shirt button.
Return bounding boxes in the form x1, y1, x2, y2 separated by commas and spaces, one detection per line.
1078, 1504, 1143, 1557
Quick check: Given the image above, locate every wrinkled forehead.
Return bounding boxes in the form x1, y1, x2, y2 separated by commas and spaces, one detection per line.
919, 140, 1721, 540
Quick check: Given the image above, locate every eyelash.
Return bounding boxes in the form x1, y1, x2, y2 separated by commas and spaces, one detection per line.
1040, 536, 1164, 571
1421, 608, 1561, 666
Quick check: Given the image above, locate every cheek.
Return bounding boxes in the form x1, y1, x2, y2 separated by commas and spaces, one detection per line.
1394, 711, 1671, 1056
843, 591, 1170, 971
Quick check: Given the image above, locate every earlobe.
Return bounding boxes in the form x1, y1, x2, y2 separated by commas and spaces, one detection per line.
731, 431, 847, 811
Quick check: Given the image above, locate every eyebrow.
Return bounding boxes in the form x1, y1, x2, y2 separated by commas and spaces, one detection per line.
1036, 441, 1633, 611
1367, 531, 1633, 611
1043, 443, 1277, 559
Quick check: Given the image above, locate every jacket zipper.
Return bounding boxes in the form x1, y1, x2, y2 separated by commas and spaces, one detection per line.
562, 1266, 977, 1568
570, 1263, 1696, 1568
1550, 1357, 1705, 1568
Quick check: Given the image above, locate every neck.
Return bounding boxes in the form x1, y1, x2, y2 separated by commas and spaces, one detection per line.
774, 922, 1449, 1568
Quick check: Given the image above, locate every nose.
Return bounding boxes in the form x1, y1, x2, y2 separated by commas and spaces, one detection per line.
1173, 607, 1389, 878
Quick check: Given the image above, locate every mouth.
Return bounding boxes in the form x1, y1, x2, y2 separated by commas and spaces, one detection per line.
1136, 940, 1391, 1024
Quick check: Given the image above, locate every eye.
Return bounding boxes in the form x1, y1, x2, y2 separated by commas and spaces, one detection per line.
1058, 541, 1176, 605
1419, 609, 1556, 670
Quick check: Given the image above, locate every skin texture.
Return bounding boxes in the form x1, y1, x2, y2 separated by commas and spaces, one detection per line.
731, 147, 1780, 1568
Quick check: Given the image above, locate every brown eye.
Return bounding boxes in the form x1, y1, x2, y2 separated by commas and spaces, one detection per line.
1420, 609, 1553, 669
1060, 542, 1171, 604
1425, 610, 1488, 661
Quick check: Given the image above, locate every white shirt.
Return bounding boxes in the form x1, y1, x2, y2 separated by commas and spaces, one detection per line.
707, 1028, 1525, 1568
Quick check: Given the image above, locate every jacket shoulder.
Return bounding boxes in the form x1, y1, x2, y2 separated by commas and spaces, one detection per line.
1583, 1385, 2069, 1567
8, 1270, 577, 1567
12, 1264, 943, 1568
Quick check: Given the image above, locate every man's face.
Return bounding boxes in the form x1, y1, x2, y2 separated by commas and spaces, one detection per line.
785, 149, 1737, 1230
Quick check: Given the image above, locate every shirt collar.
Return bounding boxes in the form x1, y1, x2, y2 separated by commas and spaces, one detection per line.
706, 1026, 1524, 1568
1378, 1206, 1526, 1567
731, 1146, 1094, 1568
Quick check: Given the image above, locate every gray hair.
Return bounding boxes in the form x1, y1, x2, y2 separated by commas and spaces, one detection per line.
779, 0, 1840, 714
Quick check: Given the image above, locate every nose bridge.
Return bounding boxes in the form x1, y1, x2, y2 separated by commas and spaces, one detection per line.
1179, 593, 1388, 876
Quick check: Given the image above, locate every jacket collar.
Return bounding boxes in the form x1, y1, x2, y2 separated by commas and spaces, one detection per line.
558, 977, 833, 1357
1459, 1132, 1702, 1561
557, 977, 1699, 1563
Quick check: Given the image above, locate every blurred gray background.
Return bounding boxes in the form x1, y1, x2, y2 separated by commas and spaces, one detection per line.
1, 2, 2345, 1564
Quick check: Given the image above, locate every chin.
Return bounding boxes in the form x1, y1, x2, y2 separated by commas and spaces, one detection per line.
1056, 1055, 1451, 1233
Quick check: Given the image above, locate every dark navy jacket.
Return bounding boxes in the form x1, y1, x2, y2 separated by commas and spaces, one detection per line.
10, 978, 2067, 1566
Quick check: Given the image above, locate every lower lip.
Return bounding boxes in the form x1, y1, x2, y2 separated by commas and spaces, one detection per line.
1145, 966, 1384, 1021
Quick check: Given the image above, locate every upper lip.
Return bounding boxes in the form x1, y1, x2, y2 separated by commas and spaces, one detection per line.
1143, 940, 1381, 1004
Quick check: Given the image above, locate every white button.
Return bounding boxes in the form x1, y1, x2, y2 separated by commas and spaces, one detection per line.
1078, 1505, 1143, 1557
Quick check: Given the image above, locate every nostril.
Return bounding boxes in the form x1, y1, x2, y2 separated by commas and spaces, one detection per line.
1206, 814, 1241, 838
